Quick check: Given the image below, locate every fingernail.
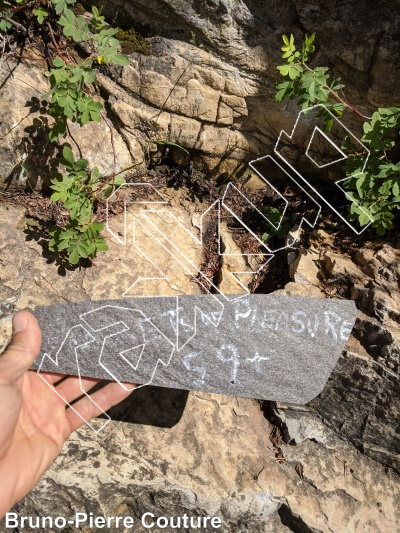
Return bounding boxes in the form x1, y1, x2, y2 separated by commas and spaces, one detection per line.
13, 312, 28, 334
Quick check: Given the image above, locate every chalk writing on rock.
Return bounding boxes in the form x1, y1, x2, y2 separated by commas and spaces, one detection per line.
232, 304, 353, 343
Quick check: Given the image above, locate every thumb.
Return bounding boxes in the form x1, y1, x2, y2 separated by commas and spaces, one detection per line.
0, 311, 42, 384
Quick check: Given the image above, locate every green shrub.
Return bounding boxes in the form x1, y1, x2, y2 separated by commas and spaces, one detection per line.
49, 146, 125, 264
276, 33, 400, 235
1, 0, 130, 264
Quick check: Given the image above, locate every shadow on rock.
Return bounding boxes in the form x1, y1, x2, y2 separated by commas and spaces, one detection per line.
5, 97, 60, 192
101, 385, 189, 428
23, 223, 90, 276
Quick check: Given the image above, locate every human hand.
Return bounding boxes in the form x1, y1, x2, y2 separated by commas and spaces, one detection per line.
0, 310, 134, 518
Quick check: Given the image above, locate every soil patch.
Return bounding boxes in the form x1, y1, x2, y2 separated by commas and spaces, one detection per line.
2, 160, 399, 293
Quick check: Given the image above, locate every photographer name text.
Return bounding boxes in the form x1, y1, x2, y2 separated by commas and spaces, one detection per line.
5, 512, 222, 530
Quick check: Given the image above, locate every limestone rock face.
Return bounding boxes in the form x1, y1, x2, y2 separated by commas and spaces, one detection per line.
0, 204, 88, 329
86, 0, 400, 175
8, 392, 400, 532
0, 62, 51, 191
289, 250, 320, 286
0, 203, 400, 531
274, 281, 325, 298
0, 200, 204, 352
0, 62, 135, 192
308, 337, 400, 471
3, 1, 398, 188
97, 0, 400, 108
275, 239, 400, 474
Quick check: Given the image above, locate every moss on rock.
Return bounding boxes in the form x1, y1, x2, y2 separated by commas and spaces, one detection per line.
115, 28, 150, 55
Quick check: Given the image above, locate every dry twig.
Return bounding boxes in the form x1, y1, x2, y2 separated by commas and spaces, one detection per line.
0, 14, 26, 33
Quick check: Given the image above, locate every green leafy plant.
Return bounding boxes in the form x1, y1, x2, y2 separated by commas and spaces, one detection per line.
343, 108, 400, 234
276, 33, 346, 129
0, 0, 133, 264
33, 6, 48, 24
261, 207, 291, 243
0, 0, 16, 31
47, 57, 102, 140
150, 139, 189, 154
49, 146, 125, 264
276, 34, 400, 235
45, 1, 129, 141
0, 2, 129, 142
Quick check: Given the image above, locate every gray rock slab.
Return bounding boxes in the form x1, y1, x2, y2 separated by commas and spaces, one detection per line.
32, 294, 358, 403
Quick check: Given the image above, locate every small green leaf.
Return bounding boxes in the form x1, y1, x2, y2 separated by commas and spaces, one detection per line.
112, 54, 130, 66
90, 110, 102, 122
277, 65, 290, 76
91, 221, 104, 232
0, 15, 13, 31
57, 95, 70, 108
113, 175, 126, 187
83, 69, 96, 84
23, 218, 40, 228
74, 158, 89, 170
288, 64, 302, 80
77, 242, 89, 258
90, 166, 100, 182
88, 101, 103, 111
50, 192, 61, 202
49, 120, 67, 141
95, 239, 108, 251
62, 146, 74, 165
57, 239, 70, 251
275, 88, 287, 102
356, 175, 366, 197
63, 105, 74, 121
323, 117, 333, 133
65, 8, 76, 24
77, 16, 87, 30
69, 247, 80, 264
309, 80, 316, 100
69, 71, 83, 83
52, 58, 65, 68
34, 7, 48, 24
358, 211, 371, 226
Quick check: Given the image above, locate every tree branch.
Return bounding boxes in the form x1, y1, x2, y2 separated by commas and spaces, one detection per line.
0, 14, 27, 33
6, 0, 36, 13
46, 22, 69, 63
300, 60, 372, 121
